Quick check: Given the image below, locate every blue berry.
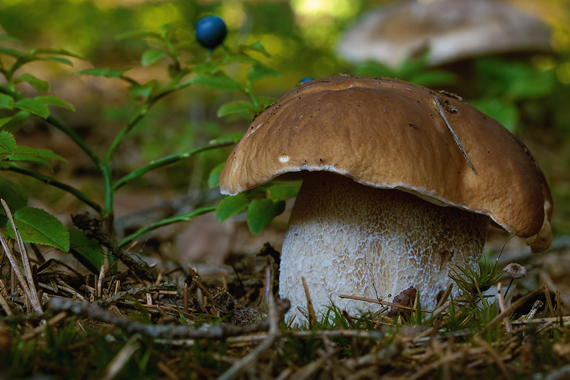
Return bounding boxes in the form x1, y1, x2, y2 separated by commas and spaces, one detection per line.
196, 16, 227, 50
300, 77, 313, 83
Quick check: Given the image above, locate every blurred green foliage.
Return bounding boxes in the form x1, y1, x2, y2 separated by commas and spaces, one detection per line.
1, 0, 570, 235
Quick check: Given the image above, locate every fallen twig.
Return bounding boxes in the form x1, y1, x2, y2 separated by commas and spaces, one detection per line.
339, 294, 434, 313
48, 297, 290, 340
71, 213, 157, 282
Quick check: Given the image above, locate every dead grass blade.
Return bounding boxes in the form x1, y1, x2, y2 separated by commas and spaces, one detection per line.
217, 294, 279, 380
101, 333, 141, 380
301, 277, 317, 326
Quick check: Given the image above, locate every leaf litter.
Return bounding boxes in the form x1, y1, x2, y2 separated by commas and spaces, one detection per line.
1, 213, 570, 379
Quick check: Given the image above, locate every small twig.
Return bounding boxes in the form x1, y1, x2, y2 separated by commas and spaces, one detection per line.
95, 283, 176, 308
339, 294, 434, 313
48, 297, 290, 340
98, 265, 106, 299
187, 267, 216, 305
0, 232, 38, 313
302, 277, 317, 326
511, 316, 570, 325
407, 352, 464, 380
157, 361, 180, 380
556, 288, 562, 322
217, 295, 280, 380
292, 348, 342, 380
0, 293, 13, 316
101, 333, 142, 380
71, 213, 157, 282
497, 282, 513, 333
473, 334, 512, 380
2, 199, 43, 313
433, 96, 478, 175
437, 283, 453, 309
21, 311, 68, 340
488, 286, 546, 329
544, 287, 555, 318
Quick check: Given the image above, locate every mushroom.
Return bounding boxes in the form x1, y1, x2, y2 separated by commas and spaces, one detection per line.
337, 0, 552, 68
219, 76, 552, 318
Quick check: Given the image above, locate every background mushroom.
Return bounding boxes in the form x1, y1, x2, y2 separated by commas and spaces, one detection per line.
219, 76, 552, 318
337, 0, 552, 68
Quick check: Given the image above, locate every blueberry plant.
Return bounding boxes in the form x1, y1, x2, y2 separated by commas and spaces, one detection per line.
0, 18, 294, 274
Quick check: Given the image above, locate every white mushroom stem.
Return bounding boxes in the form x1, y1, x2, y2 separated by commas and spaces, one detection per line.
279, 172, 489, 320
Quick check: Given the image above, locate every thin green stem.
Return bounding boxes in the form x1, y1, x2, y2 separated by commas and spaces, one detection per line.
4, 165, 103, 214
113, 141, 233, 191
46, 116, 103, 170
245, 86, 259, 108
119, 206, 216, 247
105, 101, 151, 163
102, 165, 114, 219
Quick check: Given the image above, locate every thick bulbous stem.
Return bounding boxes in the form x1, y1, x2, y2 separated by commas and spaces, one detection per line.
279, 172, 489, 320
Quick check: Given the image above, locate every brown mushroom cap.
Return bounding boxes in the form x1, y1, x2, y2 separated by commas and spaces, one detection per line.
337, 0, 552, 67
220, 76, 551, 248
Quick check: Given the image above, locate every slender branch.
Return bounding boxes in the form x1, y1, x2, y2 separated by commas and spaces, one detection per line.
118, 206, 216, 247
4, 165, 103, 214
113, 141, 233, 191
433, 96, 478, 175
48, 297, 291, 340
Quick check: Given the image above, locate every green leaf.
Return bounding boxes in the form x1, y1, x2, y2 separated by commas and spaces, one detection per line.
247, 63, 281, 84
470, 98, 519, 133
241, 41, 271, 57
15, 73, 49, 92
0, 117, 12, 128
34, 96, 75, 112
15, 145, 66, 161
0, 35, 20, 42
408, 70, 457, 87
0, 176, 28, 226
42, 56, 73, 66
246, 199, 285, 235
186, 72, 244, 91
208, 162, 225, 188
5, 207, 70, 252
141, 49, 167, 67
216, 193, 249, 222
217, 100, 258, 118
0, 95, 14, 110
77, 67, 131, 79
15, 98, 49, 119
129, 80, 157, 100
29, 48, 83, 59
116, 30, 161, 40
69, 229, 104, 274
506, 70, 555, 101
266, 184, 300, 201
0, 131, 17, 153
0, 111, 29, 132
5, 155, 54, 170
